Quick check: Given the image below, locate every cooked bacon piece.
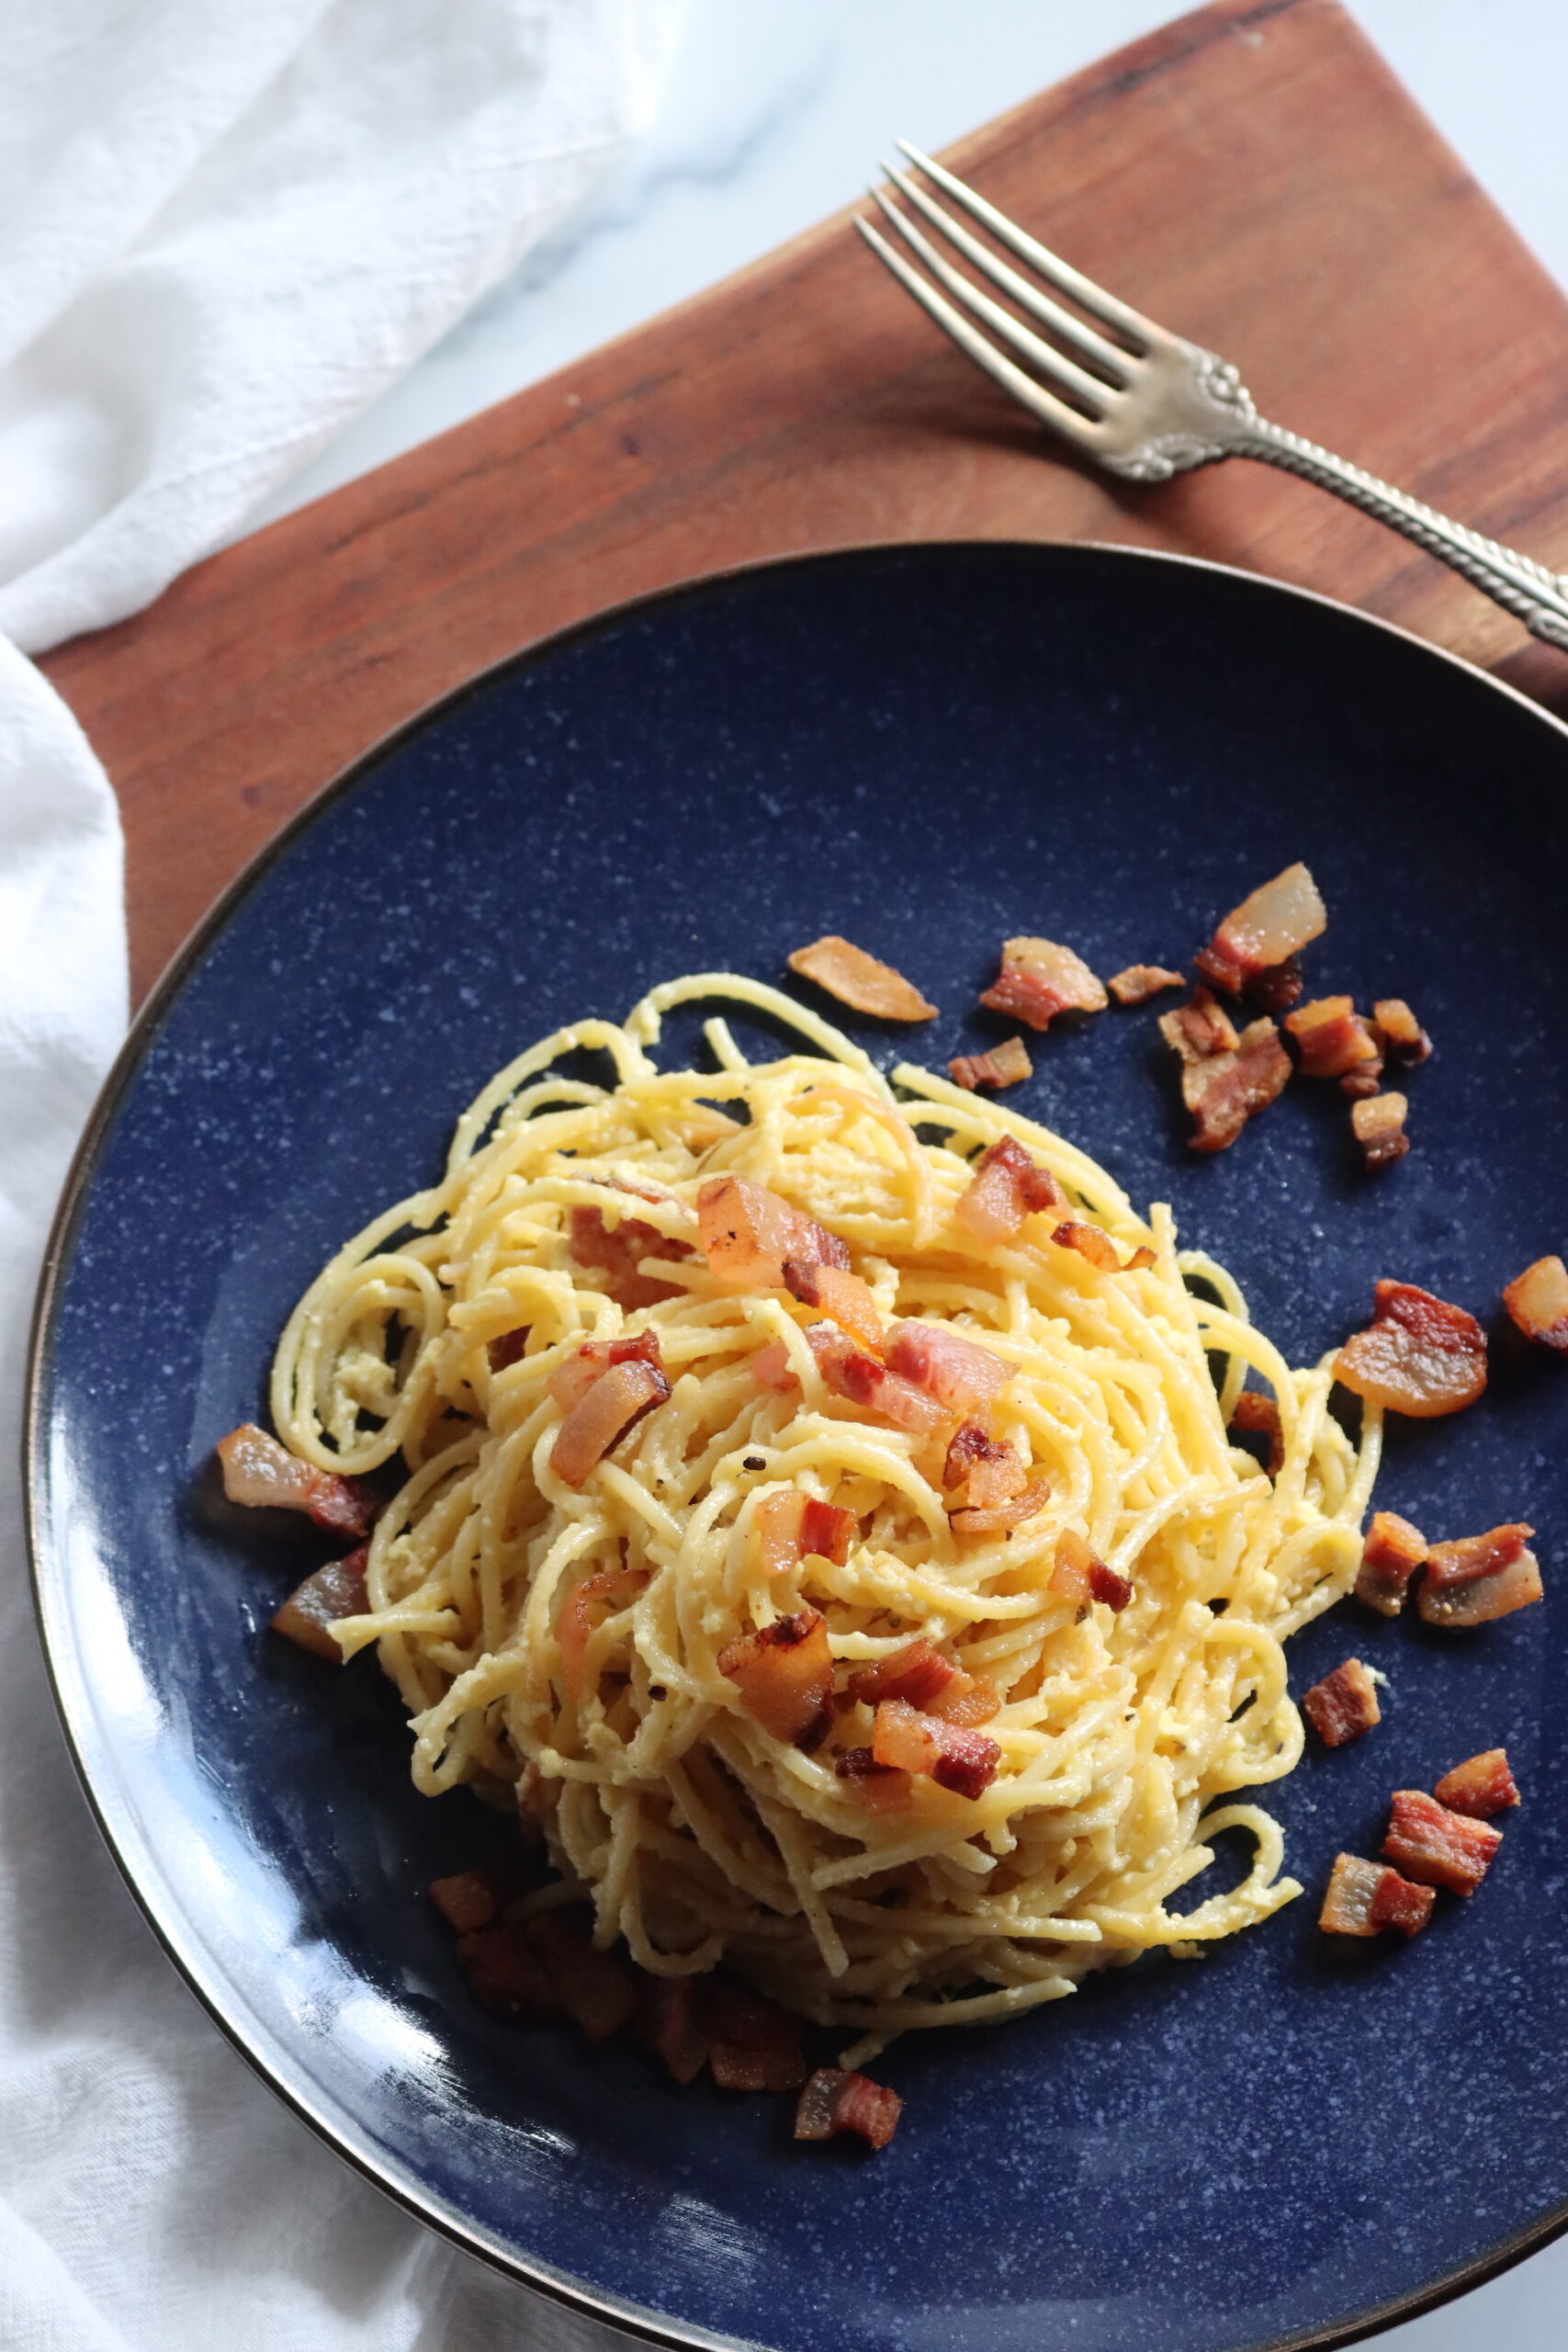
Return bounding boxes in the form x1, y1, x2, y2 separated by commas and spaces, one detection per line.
1382, 1790, 1503, 1895
456, 1922, 564, 2021
1334, 1280, 1488, 1419
1050, 1527, 1094, 1605
1123, 1246, 1157, 1272
795, 2066, 903, 2150
270, 1544, 369, 1658
217, 1424, 379, 1538
1051, 1219, 1120, 1272
948, 1476, 1050, 1538
787, 935, 938, 1021
1418, 1523, 1542, 1627
1231, 1391, 1283, 1476
980, 936, 1108, 1032
1355, 1510, 1429, 1616
704, 1978, 807, 2092
783, 1259, 884, 1352
1373, 999, 1433, 1067
547, 1331, 666, 1415
1244, 953, 1305, 1015
833, 1746, 913, 1811
1284, 996, 1382, 1082
953, 1133, 1066, 1245
1434, 1748, 1519, 1819
632, 1974, 709, 2086
1318, 1852, 1435, 1939
850, 1637, 957, 1711
1178, 1017, 1292, 1154
1503, 1254, 1568, 1352
697, 1175, 850, 1293
1302, 1657, 1382, 1747
719, 1608, 834, 1748
487, 1327, 531, 1373
754, 1488, 857, 1575
1108, 964, 1184, 1005
1339, 1069, 1382, 1101
949, 1036, 1032, 1091
872, 1699, 1000, 1796
550, 1358, 670, 1487
1089, 1559, 1134, 1611
527, 1912, 639, 2042
1158, 987, 1238, 1064
952, 1446, 1028, 1512
885, 1319, 1010, 1414
429, 1871, 502, 1933
819, 1343, 953, 1441
1351, 1091, 1410, 1172
750, 1338, 798, 1394
929, 1669, 1000, 1725
1195, 862, 1327, 995
555, 1565, 644, 1702
569, 1204, 692, 1311
942, 1421, 1010, 1491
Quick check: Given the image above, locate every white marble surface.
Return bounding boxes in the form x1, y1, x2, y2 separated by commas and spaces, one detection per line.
252, 8, 1568, 2346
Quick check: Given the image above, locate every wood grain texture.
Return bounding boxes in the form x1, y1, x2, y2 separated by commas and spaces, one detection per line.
41, 0, 1568, 1006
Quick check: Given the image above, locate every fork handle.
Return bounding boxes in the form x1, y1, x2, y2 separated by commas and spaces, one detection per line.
1237, 419, 1568, 650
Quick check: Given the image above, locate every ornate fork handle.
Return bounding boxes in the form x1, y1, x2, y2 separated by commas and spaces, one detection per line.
1236, 418, 1568, 650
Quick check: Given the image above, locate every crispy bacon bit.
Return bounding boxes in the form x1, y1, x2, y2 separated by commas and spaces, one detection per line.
1318, 1852, 1435, 1939
1196, 862, 1327, 994
929, 1670, 1001, 1726
547, 1332, 666, 1415
456, 1922, 563, 2021
953, 1133, 1066, 1245
719, 1608, 834, 1748
1373, 999, 1433, 1066
1245, 953, 1305, 1015
783, 1259, 884, 1352
787, 934, 938, 1021
872, 1699, 1000, 1796
1339, 1069, 1382, 1101
1108, 964, 1184, 1005
527, 1912, 639, 2043
750, 1338, 798, 1394
833, 1746, 913, 1811
942, 1421, 1009, 1491
217, 1424, 379, 1538
1382, 1790, 1502, 1895
850, 1638, 957, 1711
632, 1974, 709, 2086
754, 1488, 856, 1575
1284, 996, 1382, 1081
949, 1036, 1032, 1091
704, 1979, 807, 2092
1051, 1219, 1121, 1272
885, 1320, 1009, 1414
1355, 1511, 1428, 1616
1124, 1246, 1157, 1271
1178, 1016, 1292, 1154
556, 1565, 644, 1702
1302, 1657, 1382, 1748
430, 1871, 502, 1934
1434, 1748, 1519, 1819
1089, 1560, 1133, 1611
795, 2066, 903, 2150
1231, 1391, 1283, 1476
1503, 1254, 1568, 1352
1351, 1091, 1410, 1172
948, 1476, 1050, 1538
487, 1327, 532, 1373
1050, 1527, 1095, 1605
697, 1175, 850, 1294
569, 1204, 692, 1311
953, 1447, 1028, 1512
1418, 1523, 1542, 1627
980, 936, 1108, 1032
1334, 1280, 1488, 1419
821, 1344, 953, 1441
1158, 987, 1239, 1064
270, 1545, 369, 1658
550, 1358, 670, 1487
929, 1721, 1002, 1798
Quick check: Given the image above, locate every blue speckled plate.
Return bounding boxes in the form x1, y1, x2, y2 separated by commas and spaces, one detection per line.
28, 545, 1568, 2352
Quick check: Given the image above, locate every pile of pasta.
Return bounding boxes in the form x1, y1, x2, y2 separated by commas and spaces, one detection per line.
273, 974, 1381, 2057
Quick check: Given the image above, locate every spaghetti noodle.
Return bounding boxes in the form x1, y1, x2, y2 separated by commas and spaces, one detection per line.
272, 974, 1382, 2058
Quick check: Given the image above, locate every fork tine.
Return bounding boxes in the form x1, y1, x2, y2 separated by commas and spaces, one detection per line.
853, 216, 1099, 450
879, 162, 1131, 383
896, 141, 1154, 348
868, 187, 1111, 417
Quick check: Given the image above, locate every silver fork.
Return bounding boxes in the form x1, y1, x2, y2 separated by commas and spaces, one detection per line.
858, 142, 1568, 650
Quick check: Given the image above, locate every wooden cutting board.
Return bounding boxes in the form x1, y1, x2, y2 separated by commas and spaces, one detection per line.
43, 0, 1568, 1008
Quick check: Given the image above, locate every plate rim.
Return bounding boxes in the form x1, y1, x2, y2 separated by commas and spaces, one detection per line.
25, 537, 1568, 2352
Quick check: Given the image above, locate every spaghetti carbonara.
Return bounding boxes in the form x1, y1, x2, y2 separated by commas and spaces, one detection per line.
272, 974, 1381, 2058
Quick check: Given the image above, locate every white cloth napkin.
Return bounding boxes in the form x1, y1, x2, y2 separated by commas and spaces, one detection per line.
0, 4, 684, 2346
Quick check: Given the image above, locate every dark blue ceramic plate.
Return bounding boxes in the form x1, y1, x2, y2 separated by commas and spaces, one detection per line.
28, 545, 1568, 2352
